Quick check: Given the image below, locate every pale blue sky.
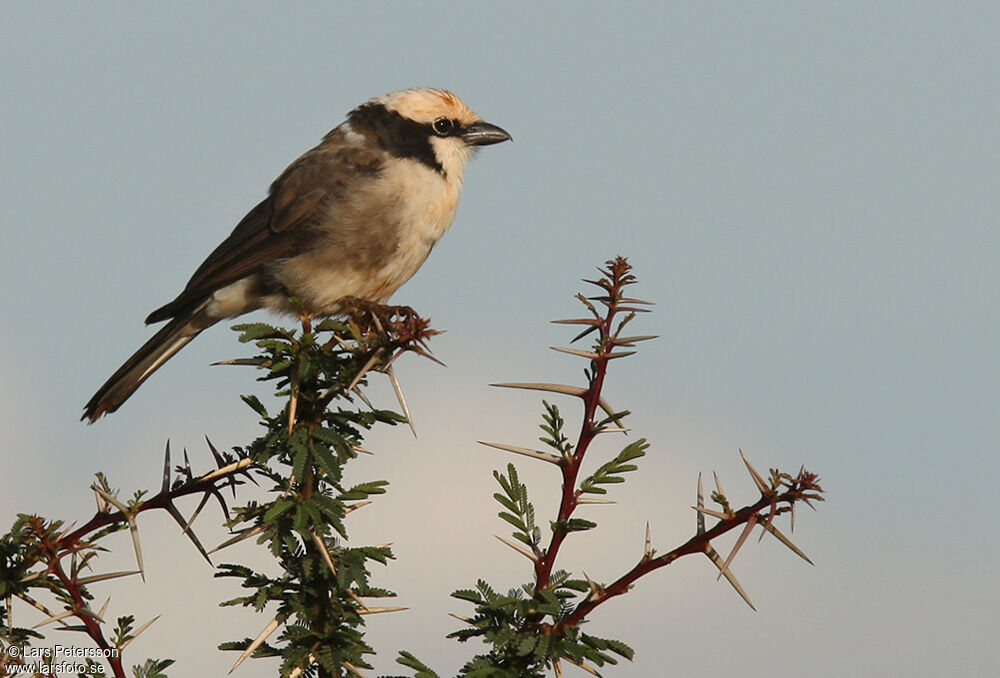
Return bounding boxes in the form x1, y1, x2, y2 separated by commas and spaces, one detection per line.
2, 3, 998, 676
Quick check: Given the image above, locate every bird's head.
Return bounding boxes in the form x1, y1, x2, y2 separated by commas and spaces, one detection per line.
348, 88, 511, 180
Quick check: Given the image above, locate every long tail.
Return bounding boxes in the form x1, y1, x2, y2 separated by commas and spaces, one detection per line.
83, 316, 204, 422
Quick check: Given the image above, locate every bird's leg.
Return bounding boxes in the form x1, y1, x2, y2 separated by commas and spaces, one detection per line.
300, 315, 313, 334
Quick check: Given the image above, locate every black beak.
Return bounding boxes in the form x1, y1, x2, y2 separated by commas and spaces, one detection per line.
462, 121, 512, 146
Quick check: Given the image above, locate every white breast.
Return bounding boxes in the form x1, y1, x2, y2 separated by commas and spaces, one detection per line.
268, 157, 465, 314
365, 159, 463, 301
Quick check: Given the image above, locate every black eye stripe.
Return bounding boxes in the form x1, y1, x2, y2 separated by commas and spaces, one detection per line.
349, 102, 446, 174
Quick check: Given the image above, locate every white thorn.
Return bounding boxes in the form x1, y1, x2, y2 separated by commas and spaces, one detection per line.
311, 531, 337, 575
119, 614, 161, 651
490, 382, 588, 398
200, 457, 254, 483
494, 535, 539, 563
229, 616, 281, 673
550, 346, 601, 360
387, 364, 417, 438
75, 570, 142, 586
477, 441, 563, 465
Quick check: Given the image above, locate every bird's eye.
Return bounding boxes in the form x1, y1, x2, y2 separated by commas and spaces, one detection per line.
432, 118, 454, 136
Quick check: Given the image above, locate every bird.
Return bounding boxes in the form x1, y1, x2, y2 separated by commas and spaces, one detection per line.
83, 87, 510, 422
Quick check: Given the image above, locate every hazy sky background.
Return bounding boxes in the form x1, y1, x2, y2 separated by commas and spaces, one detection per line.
2, 3, 998, 676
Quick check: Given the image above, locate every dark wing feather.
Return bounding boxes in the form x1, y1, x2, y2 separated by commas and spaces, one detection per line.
145, 146, 349, 324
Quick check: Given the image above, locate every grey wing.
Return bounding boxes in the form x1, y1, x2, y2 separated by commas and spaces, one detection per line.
146, 138, 382, 324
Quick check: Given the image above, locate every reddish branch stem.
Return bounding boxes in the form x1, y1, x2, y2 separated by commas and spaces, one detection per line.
23, 462, 248, 677
49, 556, 125, 678
59, 468, 237, 549
534, 282, 619, 590
557, 488, 804, 630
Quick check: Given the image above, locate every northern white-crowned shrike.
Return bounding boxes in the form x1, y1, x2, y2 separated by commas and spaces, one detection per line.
84, 88, 510, 421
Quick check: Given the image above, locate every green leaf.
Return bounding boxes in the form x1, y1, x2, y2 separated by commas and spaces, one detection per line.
240, 394, 268, 418
395, 651, 440, 678
452, 589, 484, 604
311, 441, 341, 482
232, 322, 282, 342
263, 498, 295, 523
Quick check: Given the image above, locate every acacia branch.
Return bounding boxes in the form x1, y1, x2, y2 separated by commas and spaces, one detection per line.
558, 471, 823, 628
535, 257, 636, 591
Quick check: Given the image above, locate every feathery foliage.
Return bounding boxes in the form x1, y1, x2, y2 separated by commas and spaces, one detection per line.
1, 260, 823, 678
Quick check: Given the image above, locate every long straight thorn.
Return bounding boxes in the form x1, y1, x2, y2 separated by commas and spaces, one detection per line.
33, 608, 76, 628
762, 522, 814, 565
287, 387, 298, 435
200, 457, 254, 483
54, 624, 91, 633
696, 473, 706, 534
344, 500, 373, 515
161, 441, 171, 493
717, 515, 758, 581
605, 350, 638, 360
209, 489, 233, 521
740, 449, 770, 495
490, 383, 588, 398
90, 487, 125, 515
570, 324, 601, 343
565, 659, 601, 676
228, 616, 281, 674
206, 436, 225, 468
211, 358, 265, 367
594, 427, 630, 435
550, 346, 601, 360
713, 471, 725, 498
76, 570, 142, 586
165, 502, 212, 565
387, 364, 417, 438
691, 505, 729, 520
210, 526, 266, 554
705, 547, 756, 610
119, 614, 161, 651
184, 492, 214, 532
128, 519, 144, 582
310, 530, 337, 575
758, 501, 779, 543
351, 386, 376, 411
96, 597, 110, 621
614, 335, 659, 345
597, 398, 628, 431
347, 350, 382, 392
551, 318, 602, 326
14, 593, 57, 619
477, 441, 562, 466
342, 662, 368, 678
494, 535, 539, 563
